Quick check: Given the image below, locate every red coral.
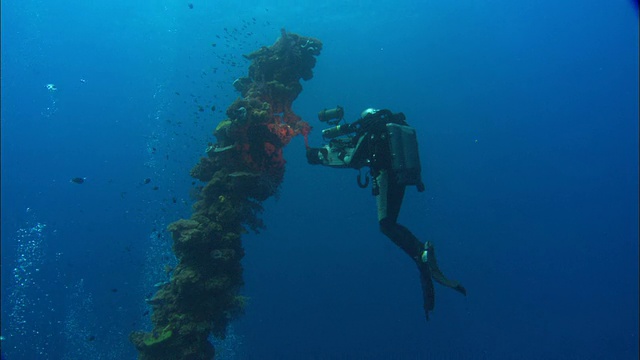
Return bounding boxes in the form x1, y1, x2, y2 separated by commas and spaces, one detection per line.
267, 122, 295, 146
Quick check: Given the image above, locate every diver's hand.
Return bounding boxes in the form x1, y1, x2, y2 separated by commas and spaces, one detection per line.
306, 147, 326, 165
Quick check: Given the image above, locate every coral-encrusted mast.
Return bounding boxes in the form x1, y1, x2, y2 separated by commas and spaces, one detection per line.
130, 30, 322, 360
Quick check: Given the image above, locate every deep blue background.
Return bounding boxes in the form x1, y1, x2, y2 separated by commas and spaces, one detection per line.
1, 0, 638, 359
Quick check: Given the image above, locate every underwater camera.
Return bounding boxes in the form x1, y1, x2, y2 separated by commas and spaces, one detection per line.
318, 105, 358, 140
321, 123, 358, 140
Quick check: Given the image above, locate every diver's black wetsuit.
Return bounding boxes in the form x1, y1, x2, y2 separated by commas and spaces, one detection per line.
307, 109, 466, 320
377, 169, 466, 319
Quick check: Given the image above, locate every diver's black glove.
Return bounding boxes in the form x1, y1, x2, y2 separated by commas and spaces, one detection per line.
306, 147, 327, 165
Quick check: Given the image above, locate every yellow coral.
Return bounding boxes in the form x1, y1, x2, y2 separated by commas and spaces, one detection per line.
252, 110, 268, 119
215, 120, 232, 132
143, 325, 173, 347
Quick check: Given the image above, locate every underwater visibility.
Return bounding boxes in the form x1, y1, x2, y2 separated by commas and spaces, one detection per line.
1, 0, 638, 359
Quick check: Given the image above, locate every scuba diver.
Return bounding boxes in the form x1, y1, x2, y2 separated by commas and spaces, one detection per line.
307, 106, 466, 320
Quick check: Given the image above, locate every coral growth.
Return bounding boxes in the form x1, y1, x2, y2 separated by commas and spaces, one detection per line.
130, 29, 322, 360
142, 325, 173, 347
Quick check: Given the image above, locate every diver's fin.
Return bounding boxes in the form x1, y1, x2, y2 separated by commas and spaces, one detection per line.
425, 241, 467, 296
419, 262, 435, 320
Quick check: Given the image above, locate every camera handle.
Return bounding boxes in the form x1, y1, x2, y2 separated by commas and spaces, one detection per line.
357, 168, 370, 189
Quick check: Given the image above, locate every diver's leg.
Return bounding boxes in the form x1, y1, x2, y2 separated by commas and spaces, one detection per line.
377, 170, 435, 319
377, 170, 423, 259
379, 219, 436, 318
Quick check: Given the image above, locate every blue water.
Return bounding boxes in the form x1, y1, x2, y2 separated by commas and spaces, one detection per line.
1, 1, 638, 359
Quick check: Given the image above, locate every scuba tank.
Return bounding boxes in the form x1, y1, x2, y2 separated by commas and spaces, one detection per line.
385, 123, 424, 190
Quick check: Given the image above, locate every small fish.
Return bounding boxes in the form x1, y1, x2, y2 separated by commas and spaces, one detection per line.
71, 177, 86, 184
111, 288, 118, 293
143, 178, 152, 185
211, 105, 216, 112
188, 3, 193, 9
142, 310, 149, 316
152, 186, 159, 190
87, 335, 96, 342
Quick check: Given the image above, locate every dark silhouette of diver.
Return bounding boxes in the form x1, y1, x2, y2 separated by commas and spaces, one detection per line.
307, 107, 466, 320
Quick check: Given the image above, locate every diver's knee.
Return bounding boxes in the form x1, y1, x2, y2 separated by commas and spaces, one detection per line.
379, 217, 394, 235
